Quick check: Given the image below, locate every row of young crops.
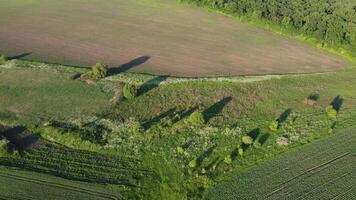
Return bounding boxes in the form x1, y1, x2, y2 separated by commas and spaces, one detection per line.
0, 140, 153, 187
206, 127, 356, 199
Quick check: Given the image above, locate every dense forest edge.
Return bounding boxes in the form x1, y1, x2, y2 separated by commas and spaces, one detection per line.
178, 0, 356, 61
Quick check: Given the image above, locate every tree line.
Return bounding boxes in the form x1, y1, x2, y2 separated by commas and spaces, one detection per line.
180, 0, 356, 53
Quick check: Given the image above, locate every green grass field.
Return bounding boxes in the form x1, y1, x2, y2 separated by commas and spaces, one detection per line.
1, 59, 356, 199
0, 0, 351, 77
206, 128, 356, 199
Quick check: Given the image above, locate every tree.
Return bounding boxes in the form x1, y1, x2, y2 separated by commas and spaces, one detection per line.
123, 84, 137, 100
91, 63, 108, 80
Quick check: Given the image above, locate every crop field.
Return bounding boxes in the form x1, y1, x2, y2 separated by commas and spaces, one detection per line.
0, 0, 351, 77
207, 128, 356, 199
0, 166, 122, 200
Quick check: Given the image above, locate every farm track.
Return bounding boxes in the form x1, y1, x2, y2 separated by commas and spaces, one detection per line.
0, 171, 120, 200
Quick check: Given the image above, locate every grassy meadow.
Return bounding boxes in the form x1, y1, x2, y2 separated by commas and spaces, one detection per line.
0, 59, 356, 199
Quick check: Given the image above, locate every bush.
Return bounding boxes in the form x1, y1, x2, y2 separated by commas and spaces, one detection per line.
123, 84, 137, 100
0, 138, 9, 156
92, 63, 108, 80
242, 136, 253, 145
81, 63, 108, 81
187, 111, 205, 126
326, 105, 337, 121
176, 146, 185, 155
224, 155, 232, 164
237, 148, 244, 156
269, 120, 279, 132
0, 55, 7, 65
188, 159, 197, 168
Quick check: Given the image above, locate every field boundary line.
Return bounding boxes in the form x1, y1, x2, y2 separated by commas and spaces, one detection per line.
265, 152, 351, 199
0, 171, 120, 200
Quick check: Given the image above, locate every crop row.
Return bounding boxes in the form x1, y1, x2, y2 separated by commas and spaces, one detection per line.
0, 142, 153, 186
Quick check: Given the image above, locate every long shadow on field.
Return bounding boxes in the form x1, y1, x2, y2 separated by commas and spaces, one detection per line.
176, 106, 199, 122
277, 108, 292, 124
0, 126, 39, 152
108, 56, 151, 76
203, 97, 232, 122
137, 75, 169, 96
142, 107, 177, 129
258, 133, 270, 145
247, 128, 261, 141
330, 95, 343, 112
7, 52, 32, 60
196, 145, 217, 168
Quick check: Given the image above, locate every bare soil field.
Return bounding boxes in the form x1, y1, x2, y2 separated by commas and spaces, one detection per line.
0, 0, 351, 77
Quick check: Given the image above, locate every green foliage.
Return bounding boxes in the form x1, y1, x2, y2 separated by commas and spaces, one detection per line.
326, 105, 338, 120
81, 63, 108, 81
253, 141, 261, 149
188, 159, 197, 168
269, 120, 279, 132
0, 55, 7, 65
224, 155, 232, 164
187, 111, 205, 126
242, 136, 253, 145
176, 146, 185, 154
0, 138, 9, 157
92, 63, 108, 80
123, 84, 137, 100
237, 148, 244, 156
180, 0, 356, 55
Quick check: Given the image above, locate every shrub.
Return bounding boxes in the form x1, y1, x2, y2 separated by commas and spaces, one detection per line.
269, 120, 279, 131
253, 141, 261, 149
325, 105, 337, 121
92, 63, 108, 80
0, 55, 7, 65
176, 146, 185, 155
188, 159, 197, 168
123, 84, 137, 100
242, 136, 253, 145
187, 111, 205, 126
237, 148, 244, 156
224, 155, 232, 164
81, 63, 108, 81
0, 138, 9, 156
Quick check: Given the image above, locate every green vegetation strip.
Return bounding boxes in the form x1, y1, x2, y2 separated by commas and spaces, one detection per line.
206, 128, 356, 199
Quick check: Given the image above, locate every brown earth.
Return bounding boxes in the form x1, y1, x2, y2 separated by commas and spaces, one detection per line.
0, 0, 351, 77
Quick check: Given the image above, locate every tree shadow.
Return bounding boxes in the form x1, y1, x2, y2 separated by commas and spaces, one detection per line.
203, 97, 232, 122
258, 133, 270, 145
330, 96, 343, 112
108, 56, 151, 76
204, 157, 220, 171
137, 75, 169, 96
196, 145, 217, 167
247, 128, 260, 141
277, 108, 292, 123
142, 107, 177, 129
7, 52, 32, 60
0, 126, 39, 151
308, 93, 320, 101
175, 106, 199, 122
